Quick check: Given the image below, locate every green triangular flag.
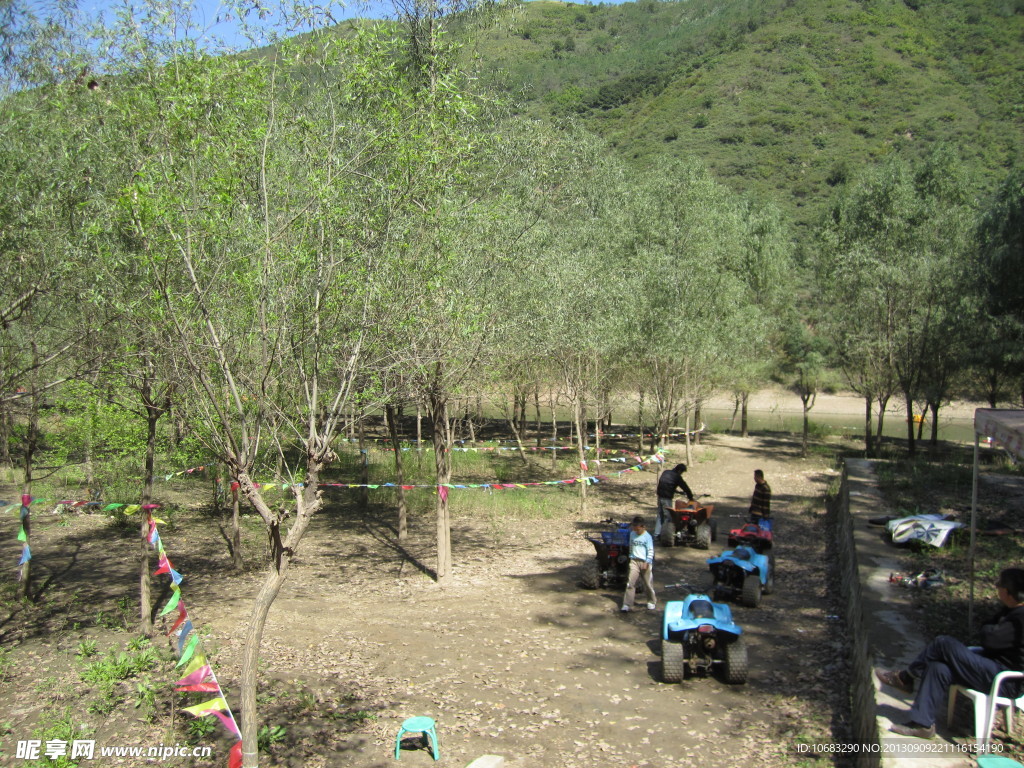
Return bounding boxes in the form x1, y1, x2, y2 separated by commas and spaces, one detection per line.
159, 586, 182, 616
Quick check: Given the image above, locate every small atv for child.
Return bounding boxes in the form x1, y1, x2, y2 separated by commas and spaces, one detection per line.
581, 522, 649, 593
707, 544, 774, 607
660, 585, 747, 684
660, 498, 717, 550
727, 518, 773, 553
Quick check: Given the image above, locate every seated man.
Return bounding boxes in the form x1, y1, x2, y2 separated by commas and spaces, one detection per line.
875, 567, 1024, 739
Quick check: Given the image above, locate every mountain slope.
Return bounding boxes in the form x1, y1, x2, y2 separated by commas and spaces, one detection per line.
460, 0, 1024, 229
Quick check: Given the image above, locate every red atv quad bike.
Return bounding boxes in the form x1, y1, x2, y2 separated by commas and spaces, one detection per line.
727, 518, 773, 554
660, 498, 717, 550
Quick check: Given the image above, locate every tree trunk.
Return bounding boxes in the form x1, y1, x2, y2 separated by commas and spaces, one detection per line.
864, 395, 874, 456
238, 473, 323, 768
19, 389, 40, 599
928, 401, 941, 448
549, 389, 558, 471
801, 395, 811, 458
534, 387, 542, 448
876, 395, 890, 444
904, 390, 917, 457
728, 394, 739, 433
693, 402, 702, 446
636, 388, 645, 455
684, 409, 692, 466
85, 390, 98, 494
358, 418, 369, 512
231, 485, 243, 570
385, 404, 409, 544
0, 402, 11, 467
237, 536, 286, 767
430, 392, 453, 585
740, 392, 749, 438
986, 369, 999, 408
916, 407, 926, 442
416, 401, 423, 457
506, 413, 530, 466
573, 395, 588, 515
139, 401, 159, 635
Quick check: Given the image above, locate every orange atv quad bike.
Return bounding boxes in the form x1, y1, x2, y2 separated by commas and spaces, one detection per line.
660, 497, 717, 550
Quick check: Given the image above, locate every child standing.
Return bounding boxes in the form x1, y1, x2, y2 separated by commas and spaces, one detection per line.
622, 515, 656, 612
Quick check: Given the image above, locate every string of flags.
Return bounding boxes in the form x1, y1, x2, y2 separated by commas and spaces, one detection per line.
158, 424, 704, 480
155, 450, 667, 493
4, 444, 667, 573
149, 506, 243, 768
162, 445, 652, 480
1, 498, 243, 766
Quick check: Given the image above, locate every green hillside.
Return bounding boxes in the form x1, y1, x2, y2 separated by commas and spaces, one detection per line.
458, 0, 1024, 230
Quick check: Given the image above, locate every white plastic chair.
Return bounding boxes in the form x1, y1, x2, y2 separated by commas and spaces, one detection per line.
947, 669, 1024, 747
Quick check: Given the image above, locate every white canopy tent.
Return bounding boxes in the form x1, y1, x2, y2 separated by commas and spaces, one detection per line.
969, 409, 1024, 628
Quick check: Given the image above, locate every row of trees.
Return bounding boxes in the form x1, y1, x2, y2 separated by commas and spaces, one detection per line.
816, 148, 1024, 456
1, 0, 1022, 763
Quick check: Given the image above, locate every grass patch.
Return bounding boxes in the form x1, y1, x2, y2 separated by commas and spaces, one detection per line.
31, 708, 93, 768
875, 458, 974, 513
874, 456, 1024, 644
697, 447, 719, 463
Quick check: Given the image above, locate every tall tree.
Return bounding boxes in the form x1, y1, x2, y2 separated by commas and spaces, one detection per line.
975, 166, 1024, 405
819, 146, 976, 455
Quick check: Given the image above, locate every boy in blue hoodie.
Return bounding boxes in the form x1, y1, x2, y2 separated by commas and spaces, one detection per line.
621, 516, 656, 612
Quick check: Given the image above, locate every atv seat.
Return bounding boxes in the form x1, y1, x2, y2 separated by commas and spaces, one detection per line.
690, 599, 715, 619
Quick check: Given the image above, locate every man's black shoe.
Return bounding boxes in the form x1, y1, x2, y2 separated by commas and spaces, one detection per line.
890, 722, 936, 739
875, 668, 914, 694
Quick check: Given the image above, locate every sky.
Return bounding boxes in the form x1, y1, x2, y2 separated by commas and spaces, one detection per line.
75, 0, 637, 54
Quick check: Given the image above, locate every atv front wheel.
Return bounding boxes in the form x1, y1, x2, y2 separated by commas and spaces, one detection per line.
660, 521, 676, 548
723, 637, 748, 684
694, 522, 711, 550
662, 640, 684, 683
741, 573, 762, 607
580, 561, 601, 590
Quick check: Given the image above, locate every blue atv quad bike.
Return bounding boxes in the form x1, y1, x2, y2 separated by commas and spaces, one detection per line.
661, 587, 748, 684
707, 545, 774, 608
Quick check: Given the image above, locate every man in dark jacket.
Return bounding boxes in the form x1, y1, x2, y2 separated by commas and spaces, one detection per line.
655, 463, 694, 538
748, 469, 771, 523
876, 567, 1024, 739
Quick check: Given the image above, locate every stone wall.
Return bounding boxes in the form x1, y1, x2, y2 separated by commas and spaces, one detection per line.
833, 461, 882, 767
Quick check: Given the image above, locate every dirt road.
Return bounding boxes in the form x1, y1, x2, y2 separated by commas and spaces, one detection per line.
193, 433, 842, 767
0, 432, 842, 768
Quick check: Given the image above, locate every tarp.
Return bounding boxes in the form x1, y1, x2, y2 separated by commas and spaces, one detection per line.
970, 410, 1024, 628
887, 514, 964, 547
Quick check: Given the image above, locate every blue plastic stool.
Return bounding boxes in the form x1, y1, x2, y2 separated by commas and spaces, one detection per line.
977, 757, 1024, 768
394, 716, 440, 761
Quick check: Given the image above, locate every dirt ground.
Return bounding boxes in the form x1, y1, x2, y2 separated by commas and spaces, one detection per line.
0, 431, 845, 768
